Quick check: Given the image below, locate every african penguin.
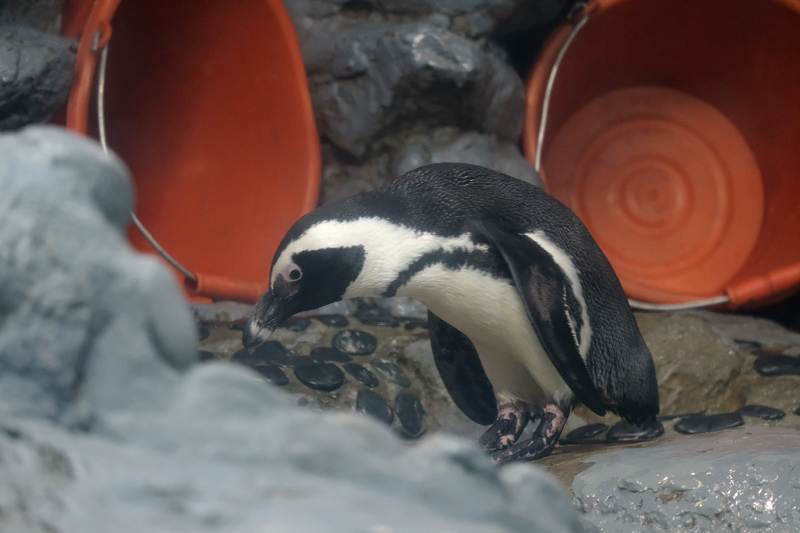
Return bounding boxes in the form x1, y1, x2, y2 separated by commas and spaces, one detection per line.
244, 162, 659, 463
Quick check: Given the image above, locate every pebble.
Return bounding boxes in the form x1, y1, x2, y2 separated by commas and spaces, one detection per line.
275, 355, 316, 369
294, 362, 345, 391
356, 389, 394, 425
310, 347, 352, 363
228, 320, 247, 331
738, 404, 786, 420
561, 423, 608, 444
343, 363, 379, 387
394, 392, 425, 437
198, 350, 217, 362
606, 419, 664, 443
753, 355, 800, 376
674, 412, 744, 435
356, 309, 400, 327
658, 413, 701, 421
230, 341, 291, 365
197, 325, 210, 341
370, 360, 411, 387
332, 329, 377, 355
401, 317, 428, 330
314, 314, 349, 327
253, 364, 289, 386
282, 317, 311, 332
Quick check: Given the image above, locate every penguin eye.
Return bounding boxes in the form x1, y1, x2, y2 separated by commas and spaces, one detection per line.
287, 266, 302, 282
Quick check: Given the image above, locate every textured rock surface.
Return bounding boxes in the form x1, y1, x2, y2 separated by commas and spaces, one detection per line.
284, 0, 555, 203
0, 126, 198, 422
542, 428, 800, 533
0, 25, 75, 130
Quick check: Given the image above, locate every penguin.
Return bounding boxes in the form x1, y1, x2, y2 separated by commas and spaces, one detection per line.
243, 162, 659, 463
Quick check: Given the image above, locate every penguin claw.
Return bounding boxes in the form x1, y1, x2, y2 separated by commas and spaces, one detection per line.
479, 400, 530, 452
487, 402, 569, 465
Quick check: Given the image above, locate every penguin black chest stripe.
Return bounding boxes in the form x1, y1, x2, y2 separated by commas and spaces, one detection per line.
382, 248, 511, 298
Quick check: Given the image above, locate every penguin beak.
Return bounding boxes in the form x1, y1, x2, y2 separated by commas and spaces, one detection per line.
243, 289, 289, 349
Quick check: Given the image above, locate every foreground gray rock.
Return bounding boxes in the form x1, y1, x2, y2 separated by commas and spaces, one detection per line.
0, 126, 581, 532
542, 427, 800, 533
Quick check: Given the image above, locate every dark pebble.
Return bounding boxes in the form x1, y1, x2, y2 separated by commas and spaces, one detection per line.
658, 413, 701, 422
738, 404, 786, 420
228, 319, 247, 331
733, 339, 762, 350
370, 360, 411, 387
197, 325, 210, 341
674, 413, 744, 435
561, 423, 608, 444
314, 314, 349, 327
230, 341, 291, 365
356, 309, 400, 327
253, 364, 289, 386
310, 347, 352, 363
343, 363, 379, 387
230, 342, 316, 368
356, 389, 394, 425
753, 355, 800, 376
401, 318, 428, 330
294, 362, 345, 391
332, 330, 377, 355
395, 392, 425, 437
606, 419, 664, 443
795, 406, 800, 416
198, 350, 217, 362
282, 317, 310, 332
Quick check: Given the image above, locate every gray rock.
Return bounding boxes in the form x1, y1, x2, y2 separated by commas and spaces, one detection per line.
393, 128, 544, 187
569, 428, 800, 532
0, 25, 76, 130
0, 126, 197, 423
1, 363, 583, 532
0, 0, 65, 33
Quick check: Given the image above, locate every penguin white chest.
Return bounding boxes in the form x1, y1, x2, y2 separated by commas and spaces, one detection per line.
397, 264, 568, 404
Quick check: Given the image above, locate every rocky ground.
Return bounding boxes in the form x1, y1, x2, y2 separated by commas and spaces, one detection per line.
197, 299, 800, 532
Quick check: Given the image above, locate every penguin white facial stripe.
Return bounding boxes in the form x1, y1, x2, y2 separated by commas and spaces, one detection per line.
524, 231, 593, 359
272, 217, 487, 297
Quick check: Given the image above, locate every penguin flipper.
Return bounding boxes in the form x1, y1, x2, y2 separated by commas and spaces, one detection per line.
428, 310, 498, 425
472, 222, 607, 417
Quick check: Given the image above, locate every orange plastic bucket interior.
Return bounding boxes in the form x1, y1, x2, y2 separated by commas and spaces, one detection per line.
524, 0, 800, 307
62, 0, 320, 303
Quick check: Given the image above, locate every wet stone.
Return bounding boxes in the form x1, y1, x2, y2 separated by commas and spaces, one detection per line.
282, 316, 310, 332
753, 354, 800, 376
198, 350, 217, 362
275, 355, 316, 369
332, 329, 377, 355
356, 389, 394, 425
343, 363, 379, 387
738, 404, 786, 420
310, 347, 352, 363
356, 309, 400, 327
294, 362, 345, 391
231, 341, 291, 365
674, 412, 744, 435
395, 392, 425, 437
370, 360, 411, 387
561, 423, 608, 444
253, 364, 289, 386
228, 320, 247, 331
314, 314, 349, 327
658, 413, 701, 422
606, 419, 664, 443
197, 325, 210, 341
401, 318, 428, 330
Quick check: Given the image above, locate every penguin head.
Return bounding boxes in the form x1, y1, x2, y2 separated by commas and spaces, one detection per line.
243, 216, 367, 348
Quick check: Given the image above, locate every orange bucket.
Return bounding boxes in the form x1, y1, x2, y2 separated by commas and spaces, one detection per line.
524, 0, 800, 308
61, 0, 320, 303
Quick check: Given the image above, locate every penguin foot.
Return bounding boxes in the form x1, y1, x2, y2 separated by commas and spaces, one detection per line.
479, 400, 530, 452
489, 403, 569, 465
